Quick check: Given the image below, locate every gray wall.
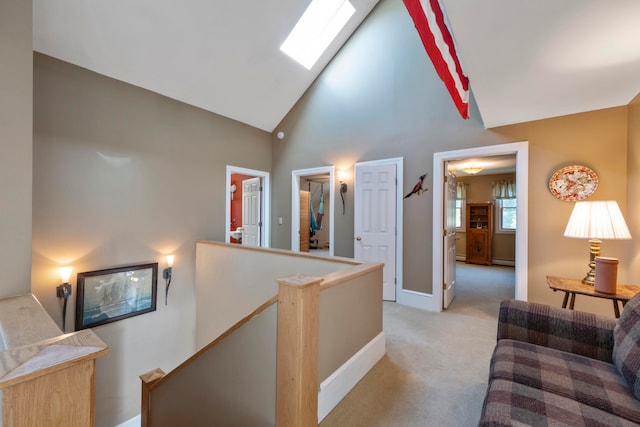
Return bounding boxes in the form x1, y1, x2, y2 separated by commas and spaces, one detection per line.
0, 0, 33, 299
270, 0, 509, 293
32, 54, 271, 427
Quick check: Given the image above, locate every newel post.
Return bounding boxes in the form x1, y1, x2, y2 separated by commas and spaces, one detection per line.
139, 368, 166, 427
276, 275, 322, 427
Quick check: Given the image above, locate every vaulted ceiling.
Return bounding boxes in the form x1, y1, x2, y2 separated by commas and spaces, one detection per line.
33, 0, 640, 132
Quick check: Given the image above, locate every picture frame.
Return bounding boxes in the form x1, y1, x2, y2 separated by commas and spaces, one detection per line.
75, 262, 158, 330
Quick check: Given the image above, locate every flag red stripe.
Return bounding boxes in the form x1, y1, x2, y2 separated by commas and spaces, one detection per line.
403, 0, 469, 119
427, 0, 468, 92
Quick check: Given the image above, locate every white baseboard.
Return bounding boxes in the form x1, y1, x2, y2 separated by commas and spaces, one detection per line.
397, 288, 437, 311
456, 255, 515, 267
115, 414, 140, 427
116, 334, 386, 426
318, 332, 386, 422
492, 259, 515, 266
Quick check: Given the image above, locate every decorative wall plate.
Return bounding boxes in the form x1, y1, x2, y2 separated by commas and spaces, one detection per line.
548, 165, 598, 201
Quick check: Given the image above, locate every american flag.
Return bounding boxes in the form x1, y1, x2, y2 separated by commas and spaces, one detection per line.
403, 0, 469, 119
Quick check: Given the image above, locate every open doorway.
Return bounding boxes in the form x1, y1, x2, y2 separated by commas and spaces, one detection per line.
291, 166, 335, 256
225, 165, 270, 247
432, 142, 529, 312
446, 155, 517, 311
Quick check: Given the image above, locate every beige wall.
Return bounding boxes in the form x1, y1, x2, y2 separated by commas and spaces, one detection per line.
0, 0, 33, 299
150, 304, 277, 427
32, 54, 272, 427
627, 94, 640, 284
494, 107, 629, 315
457, 173, 516, 262
195, 242, 350, 349
319, 270, 382, 380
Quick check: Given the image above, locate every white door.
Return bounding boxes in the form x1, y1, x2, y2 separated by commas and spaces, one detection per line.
354, 163, 397, 301
443, 165, 457, 308
242, 177, 261, 246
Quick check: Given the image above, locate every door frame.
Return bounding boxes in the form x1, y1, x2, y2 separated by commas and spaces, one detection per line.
291, 166, 335, 256
225, 165, 270, 247
431, 141, 529, 312
354, 158, 404, 301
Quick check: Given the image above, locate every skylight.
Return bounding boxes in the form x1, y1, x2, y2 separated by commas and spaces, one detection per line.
280, 0, 356, 70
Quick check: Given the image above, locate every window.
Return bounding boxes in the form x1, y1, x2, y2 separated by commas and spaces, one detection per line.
455, 199, 464, 230
455, 182, 466, 231
280, 0, 356, 69
496, 198, 517, 232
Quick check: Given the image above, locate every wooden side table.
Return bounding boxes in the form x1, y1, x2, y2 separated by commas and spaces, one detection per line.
547, 275, 640, 318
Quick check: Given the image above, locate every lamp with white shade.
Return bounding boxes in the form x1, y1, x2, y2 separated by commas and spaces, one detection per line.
563, 201, 631, 285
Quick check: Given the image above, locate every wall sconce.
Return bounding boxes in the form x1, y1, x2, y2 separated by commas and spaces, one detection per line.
230, 183, 236, 201
338, 170, 348, 215
163, 255, 174, 305
56, 266, 73, 332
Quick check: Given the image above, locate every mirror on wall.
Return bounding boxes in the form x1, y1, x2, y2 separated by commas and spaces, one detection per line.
225, 166, 270, 247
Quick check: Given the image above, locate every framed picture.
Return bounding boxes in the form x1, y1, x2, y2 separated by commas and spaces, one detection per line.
75, 263, 158, 330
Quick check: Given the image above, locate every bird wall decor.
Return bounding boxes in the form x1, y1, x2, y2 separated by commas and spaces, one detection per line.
404, 173, 428, 199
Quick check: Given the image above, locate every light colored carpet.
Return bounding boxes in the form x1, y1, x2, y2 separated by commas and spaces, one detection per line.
319, 262, 515, 427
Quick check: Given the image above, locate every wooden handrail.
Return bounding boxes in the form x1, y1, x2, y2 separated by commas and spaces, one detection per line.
140, 244, 384, 427
139, 294, 278, 427
196, 240, 362, 265
320, 261, 383, 290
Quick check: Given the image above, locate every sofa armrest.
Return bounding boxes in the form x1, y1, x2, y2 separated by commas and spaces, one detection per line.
497, 299, 616, 362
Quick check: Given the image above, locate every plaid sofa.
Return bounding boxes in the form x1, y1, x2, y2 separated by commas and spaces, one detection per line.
479, 295, 640, 426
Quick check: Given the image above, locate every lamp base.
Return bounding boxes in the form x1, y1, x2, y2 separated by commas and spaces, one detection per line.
581, 239, 601, 286
582, 268, 595, 285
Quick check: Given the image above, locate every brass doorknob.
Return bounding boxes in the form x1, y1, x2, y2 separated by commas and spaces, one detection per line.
356, 236, 362, 241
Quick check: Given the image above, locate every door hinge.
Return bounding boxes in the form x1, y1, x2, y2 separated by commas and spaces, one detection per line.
258, 221, 262, 227
443, 282, 447, 290
394, 278, 397, 285
260, 186, 263, 192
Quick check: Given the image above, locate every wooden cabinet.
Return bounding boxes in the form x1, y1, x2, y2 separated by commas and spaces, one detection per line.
466, 203, 493, 266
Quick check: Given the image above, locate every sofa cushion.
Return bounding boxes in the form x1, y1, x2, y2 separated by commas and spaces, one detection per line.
497, 299, 615, 362
490, 339, 640, 423
614, 293, 640, 400
479, 379, 639, 427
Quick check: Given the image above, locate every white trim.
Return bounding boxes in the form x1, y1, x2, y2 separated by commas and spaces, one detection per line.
115, 415, 140, 427
432, 142, 529, 312
318, 332, 386, 422
354, 158, 403, 302
116, 335, 386, 427
396, 288, 433, 310
226, 166, 271, 247
291, 166, 335, 256
456, 256, 515, 267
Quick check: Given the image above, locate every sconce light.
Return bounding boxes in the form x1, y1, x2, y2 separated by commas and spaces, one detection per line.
230, 183, 236, 201
163, 255, 174, 305
338, 170, 348, 215
56, 266, 73, 332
